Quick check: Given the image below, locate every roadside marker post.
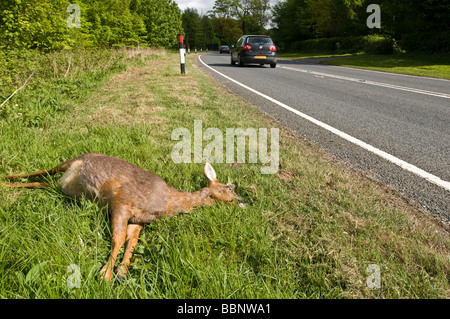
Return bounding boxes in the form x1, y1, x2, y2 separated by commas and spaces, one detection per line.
178, 34, 185, 74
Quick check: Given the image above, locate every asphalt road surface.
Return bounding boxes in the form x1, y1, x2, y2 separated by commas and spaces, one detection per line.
197, 53, 450, 225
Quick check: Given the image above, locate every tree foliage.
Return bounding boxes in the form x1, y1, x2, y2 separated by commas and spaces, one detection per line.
181, 0, 271, 48
0, 0, 183, 50
134, 0, 183, 48
5, 0, 445, 53
213, 17, 243, 45
271, 0, 449, 52
181, 9, 244, 48
182, 8, 204, 47
213, 0, 271, 34
0, 0, 71, 50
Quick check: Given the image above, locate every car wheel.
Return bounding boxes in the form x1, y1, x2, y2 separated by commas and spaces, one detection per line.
238, 55, 245, 67
270, 63, 276, 68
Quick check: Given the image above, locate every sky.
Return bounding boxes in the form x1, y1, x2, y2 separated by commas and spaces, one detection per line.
174, 0, 280, 15
174, 0, 216, 14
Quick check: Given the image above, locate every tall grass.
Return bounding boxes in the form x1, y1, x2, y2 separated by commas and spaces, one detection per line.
0, 48, 158, 127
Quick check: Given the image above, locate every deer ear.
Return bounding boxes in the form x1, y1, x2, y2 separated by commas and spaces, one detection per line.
204, 162, 217, 181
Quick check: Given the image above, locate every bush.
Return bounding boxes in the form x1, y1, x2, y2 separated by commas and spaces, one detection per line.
298, 37, 344, 52
296, 35, 394, 54
401, 32, 450, 53
360, 35, 393, 54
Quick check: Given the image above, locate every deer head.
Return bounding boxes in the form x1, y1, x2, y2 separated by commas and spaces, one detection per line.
204, 163, 243, 204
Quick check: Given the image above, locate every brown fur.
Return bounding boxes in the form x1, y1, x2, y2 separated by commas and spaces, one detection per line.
3, 153, 242, 281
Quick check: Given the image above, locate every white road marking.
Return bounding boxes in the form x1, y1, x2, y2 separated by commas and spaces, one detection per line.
198, 55, 450, 192
317, 62, 450, 82
279, 65, 450, 99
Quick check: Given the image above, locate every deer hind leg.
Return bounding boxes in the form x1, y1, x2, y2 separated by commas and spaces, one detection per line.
116, 223, 144, 280
5, 158, 75, 181
4, 158, 76, 188
6, 169, 53, 181
100, 204, 131, 282
3, 182, 50, 188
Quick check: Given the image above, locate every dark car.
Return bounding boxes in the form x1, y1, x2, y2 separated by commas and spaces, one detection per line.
220, 45, 230, 54
231, 35, 277, 68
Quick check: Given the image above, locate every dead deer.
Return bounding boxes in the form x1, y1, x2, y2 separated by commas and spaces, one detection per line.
3, 153, 243, 282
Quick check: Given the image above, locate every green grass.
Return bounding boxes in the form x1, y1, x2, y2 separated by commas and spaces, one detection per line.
0, 49, 449, 298
278, 51, 450, 79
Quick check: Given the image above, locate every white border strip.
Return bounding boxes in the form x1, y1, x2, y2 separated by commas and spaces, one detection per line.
198, 55, 450, 191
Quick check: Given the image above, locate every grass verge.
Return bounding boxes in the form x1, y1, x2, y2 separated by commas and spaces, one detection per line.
0, 50, 449, 298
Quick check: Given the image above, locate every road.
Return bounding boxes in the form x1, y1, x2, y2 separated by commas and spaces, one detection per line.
197, 53, 450, 224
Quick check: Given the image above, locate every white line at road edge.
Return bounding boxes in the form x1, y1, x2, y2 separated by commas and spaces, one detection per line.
198, 55, 450, 192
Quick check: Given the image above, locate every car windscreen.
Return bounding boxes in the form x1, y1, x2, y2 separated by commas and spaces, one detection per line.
246, 37, 273, 45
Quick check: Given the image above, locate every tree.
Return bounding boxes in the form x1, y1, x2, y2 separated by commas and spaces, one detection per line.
0, 0, 72, 50
212, 0, 271, 34
182, 8, 203, 47
212, 0, 234, 18
271, 0, 449, 52
136, 0, 183, 48
182, 9, 225, 49
272, 0, 367, 47
303, 0, 365, 38
379, 0, 450, 51
202, 15, 219, 47
83, 0, 147, 47
0, 0, 183, 50
213, 17, 243, 45
272, 0, 313, 49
